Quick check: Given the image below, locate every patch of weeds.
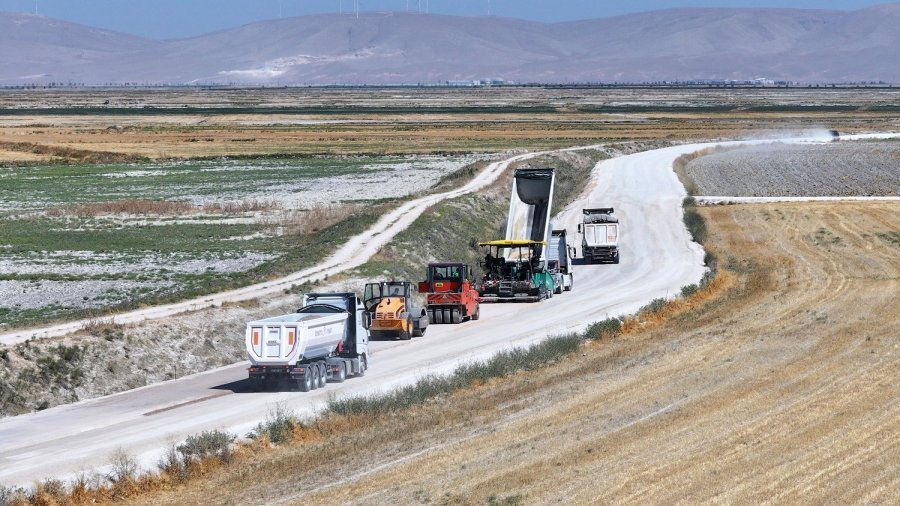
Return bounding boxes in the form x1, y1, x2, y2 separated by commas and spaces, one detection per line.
682, 201, 707, 244
876, 231, 900, 246
724, 256, 755, 275
0, 484, 27, 505
639, 298, 669, 317
106, 448, 139, 485
681, 284, 699, 297
249, 402, 299, 445
178, 429, 236, 463
412, 488, 432, 504
584, 317, 623, 341
488, 494, 525, 506
30, 478, 68, 504
813, 227, 842, 245
327, 333, 583, 418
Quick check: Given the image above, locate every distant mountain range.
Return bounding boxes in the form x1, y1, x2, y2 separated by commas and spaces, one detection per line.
1, 4, 899, 85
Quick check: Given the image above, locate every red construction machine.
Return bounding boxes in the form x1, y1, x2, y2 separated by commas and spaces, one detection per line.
418, 262, 481, 324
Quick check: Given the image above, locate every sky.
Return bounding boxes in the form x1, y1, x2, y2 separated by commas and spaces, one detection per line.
0, 0, 891, 39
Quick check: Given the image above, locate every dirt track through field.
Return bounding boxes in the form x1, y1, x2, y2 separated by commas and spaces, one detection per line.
207, 202, 898, 505
0, 148, 563, 346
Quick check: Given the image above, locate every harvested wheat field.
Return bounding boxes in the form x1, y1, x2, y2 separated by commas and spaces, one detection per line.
128, 200, 899, 505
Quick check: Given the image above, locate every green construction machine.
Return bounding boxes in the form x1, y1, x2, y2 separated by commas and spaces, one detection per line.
478, 240, 555, 302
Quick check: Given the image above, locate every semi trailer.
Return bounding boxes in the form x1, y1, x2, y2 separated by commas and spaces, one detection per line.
246, 292, 369, 391
579, 208, 620, 264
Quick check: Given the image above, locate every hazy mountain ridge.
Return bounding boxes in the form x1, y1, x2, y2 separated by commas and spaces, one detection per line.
1, 5, 898, 85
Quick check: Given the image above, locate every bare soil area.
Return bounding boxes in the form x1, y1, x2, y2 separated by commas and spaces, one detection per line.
131, 201, 899, 504
685, 141, 900, 196
1, 88, 898, 164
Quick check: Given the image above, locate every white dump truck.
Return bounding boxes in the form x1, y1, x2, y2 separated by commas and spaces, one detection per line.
579, 208, 620, 264
547, 229, 574, 293
246, 292, 369, 391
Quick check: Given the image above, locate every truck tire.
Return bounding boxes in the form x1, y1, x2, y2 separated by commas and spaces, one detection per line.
613, 253, 620, 264
401, 318, 413, 340
310, 366, 320, 390
451, 308, 461, 324
471, 304, 480, 320
298, 370, 313, 392
333, 362, 346, 383
565, 276, 573, 291
555, 283, 562, 295
317, 363, 327, 388
443, 308, 452, 325
358, 355, 367, 376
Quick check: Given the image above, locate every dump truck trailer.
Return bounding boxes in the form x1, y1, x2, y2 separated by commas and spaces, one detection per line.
580, 208, 620, 264
246, 292, 369, 391
506, 167, 556, 251
548, 229, 574, 293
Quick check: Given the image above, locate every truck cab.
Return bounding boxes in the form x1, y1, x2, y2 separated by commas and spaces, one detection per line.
547, 229, 574, 293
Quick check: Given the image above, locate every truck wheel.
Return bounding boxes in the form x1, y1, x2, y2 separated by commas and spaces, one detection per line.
310, 366, 320, 390
565, 276, 573, 291
401, 318, 413, 340
555, 283, 562, 295
333, 363, 346, 383
317, 363, 327, 388
451, 308, 461, 324
613, 253, 620, 264
298, 370, 313, 392
428, 309, 436, 324
443, 308, 452, 324
471, 304, 480, 320
358, 355, 367, 376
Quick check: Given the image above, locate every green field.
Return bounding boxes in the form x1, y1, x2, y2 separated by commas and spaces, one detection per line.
0, 154, 477, 328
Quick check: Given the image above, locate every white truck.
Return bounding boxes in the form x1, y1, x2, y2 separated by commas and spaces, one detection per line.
579, 208, 620, 264
246, 292, 369, 391
547, 229, 574, 293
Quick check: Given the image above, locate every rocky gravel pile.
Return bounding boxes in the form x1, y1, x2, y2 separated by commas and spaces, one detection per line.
685, 141, 900, 197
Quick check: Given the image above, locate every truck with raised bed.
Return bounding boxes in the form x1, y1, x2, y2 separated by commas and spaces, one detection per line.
246, 292, 369, 391
579, 207, 620, 264
418, 262, 481, 324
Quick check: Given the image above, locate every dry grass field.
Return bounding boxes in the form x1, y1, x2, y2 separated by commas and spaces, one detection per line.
122, 201, 899, 505
1, 87, 898, 162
